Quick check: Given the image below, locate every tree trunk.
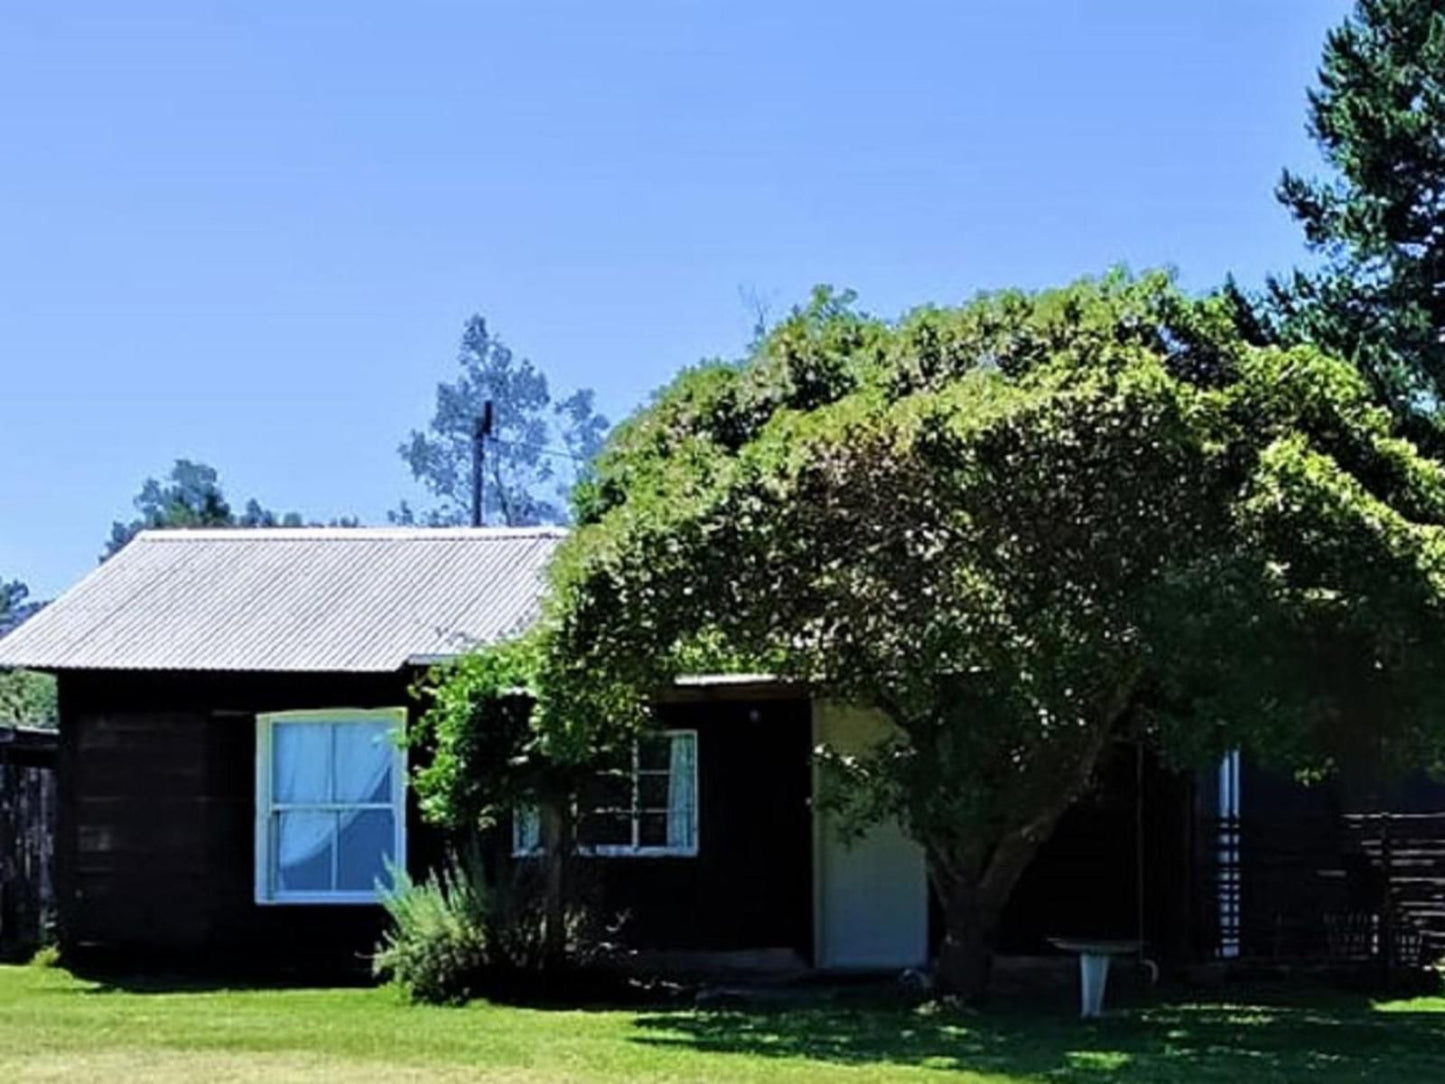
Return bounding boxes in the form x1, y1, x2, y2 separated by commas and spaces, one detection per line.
930, 716, 1128, 999
932, 833, 1052, 1002
935, 881, 993, 1001
918, 668, 1141, 1000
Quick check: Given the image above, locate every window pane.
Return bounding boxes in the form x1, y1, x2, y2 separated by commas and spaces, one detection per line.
638, 773, 670, 810
638, 734, 671, 771
513, 807, 541, 854
337, 809, 394, 892
275, 811, 334, 892
333, 721, 394, 803
273, 724, 330, 804
639, 812, 669, 848
666, 733, 696, 852
581, 771, 631, 812
578, 812, 632, 848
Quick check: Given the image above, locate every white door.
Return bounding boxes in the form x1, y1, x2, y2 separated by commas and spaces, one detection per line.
813, 702, 929, 970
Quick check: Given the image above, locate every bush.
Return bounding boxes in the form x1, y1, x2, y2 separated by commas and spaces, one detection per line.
374, 853, 622, 1005
373, 857, 490, 1004
484, 860, 616, 978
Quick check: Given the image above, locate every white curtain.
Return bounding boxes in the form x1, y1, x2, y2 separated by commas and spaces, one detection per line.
334, 721, 393, 803
274, 721, 395, 890
514, 806, 541, 854
333, 722, 395, 890
274, 724, 333, 885
666, 732, 696, 851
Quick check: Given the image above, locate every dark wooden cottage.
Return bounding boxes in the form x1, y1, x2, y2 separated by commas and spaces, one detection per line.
0, 528, 562, 972
7, 524, 1410, 980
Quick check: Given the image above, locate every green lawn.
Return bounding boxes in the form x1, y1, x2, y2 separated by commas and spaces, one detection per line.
1, 965, 1444, 1082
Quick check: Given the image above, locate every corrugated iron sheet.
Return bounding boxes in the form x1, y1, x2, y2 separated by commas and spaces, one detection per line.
0, 527, 563, 673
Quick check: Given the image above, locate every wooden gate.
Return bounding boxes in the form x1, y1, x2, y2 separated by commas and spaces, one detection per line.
0, 726, 57, 958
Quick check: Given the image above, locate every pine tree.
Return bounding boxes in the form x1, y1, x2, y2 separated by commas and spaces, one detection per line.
1270, 0, 1445, 420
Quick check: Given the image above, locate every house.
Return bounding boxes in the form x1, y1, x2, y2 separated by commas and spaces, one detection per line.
0, 527, 558, 971
4, 524, 1428, 977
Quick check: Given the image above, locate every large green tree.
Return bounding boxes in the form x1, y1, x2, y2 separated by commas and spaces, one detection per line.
397, 314, 610, 527
1266, 0, 1445, 421
419, 274, 1445, 998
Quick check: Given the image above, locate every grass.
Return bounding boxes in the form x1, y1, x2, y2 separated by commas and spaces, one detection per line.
2, 966, 1445, 1082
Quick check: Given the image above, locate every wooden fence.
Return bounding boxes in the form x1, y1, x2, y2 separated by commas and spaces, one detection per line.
0, 726, 57, 957
1210, 809, 1445, 967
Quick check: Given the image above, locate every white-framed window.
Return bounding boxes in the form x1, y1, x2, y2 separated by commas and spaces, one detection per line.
254, 708, 407, 905
513, 730, 698, 858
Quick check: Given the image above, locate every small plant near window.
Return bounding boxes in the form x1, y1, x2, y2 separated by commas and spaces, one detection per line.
373, 855, 490, 1005
374, 852, 620, 1005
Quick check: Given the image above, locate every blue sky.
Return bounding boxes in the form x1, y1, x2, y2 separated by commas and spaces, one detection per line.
2, 1, 1353, 599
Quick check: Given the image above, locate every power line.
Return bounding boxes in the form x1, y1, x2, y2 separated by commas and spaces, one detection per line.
487, 436, 590, 465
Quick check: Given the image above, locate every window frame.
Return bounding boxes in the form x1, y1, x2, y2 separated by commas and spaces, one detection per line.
513, 729, 699, 859
254, 707, 408, 906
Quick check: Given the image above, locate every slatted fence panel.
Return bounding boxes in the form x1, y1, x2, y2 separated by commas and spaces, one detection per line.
0, 739, 57, 956
1208, 811, 1445, 966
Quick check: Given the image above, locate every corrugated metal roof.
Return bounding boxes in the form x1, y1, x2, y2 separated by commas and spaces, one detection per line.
0, 527, 563, 673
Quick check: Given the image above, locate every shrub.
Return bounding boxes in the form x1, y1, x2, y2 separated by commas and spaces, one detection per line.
484, 860, 617, 978
26, 944, 60, 970
373, 857, 490, 1004
374, 853, 622, 1005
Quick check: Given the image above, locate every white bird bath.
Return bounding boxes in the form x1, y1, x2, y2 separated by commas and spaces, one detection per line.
1046, 938, 1141, 1018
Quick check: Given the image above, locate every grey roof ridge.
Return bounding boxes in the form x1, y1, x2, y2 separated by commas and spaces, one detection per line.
129, 525, 570, 543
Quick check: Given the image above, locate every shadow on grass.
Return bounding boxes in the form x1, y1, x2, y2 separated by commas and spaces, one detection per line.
631, 992, 1445, 1081
64, 960, 379, 995
65, 959, 691, 1008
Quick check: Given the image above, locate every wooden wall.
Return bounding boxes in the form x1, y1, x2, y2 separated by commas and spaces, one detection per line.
584, 696, 814, 961
55, 670, 440, 974
55, 672, 814, 973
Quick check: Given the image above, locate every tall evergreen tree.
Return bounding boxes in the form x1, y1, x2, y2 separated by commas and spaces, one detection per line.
104, 459, 338, 558
1268, 0, 1445, 422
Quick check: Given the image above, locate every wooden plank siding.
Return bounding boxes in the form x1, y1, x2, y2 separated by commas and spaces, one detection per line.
584, 697, 814, 962
55, 670, 437, 974
54, 672, 816, 974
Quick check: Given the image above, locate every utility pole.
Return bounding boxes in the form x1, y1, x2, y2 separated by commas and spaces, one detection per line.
471, 401, 494, 527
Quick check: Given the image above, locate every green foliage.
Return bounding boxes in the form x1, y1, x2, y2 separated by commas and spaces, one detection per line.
397, 314, 610, 526
374, 857, 491, 1005
427, 271, 1445, 995
408, 637, 554, 831
0, 671, 56, 729
1264, 0, 1445, 420
374, 852, 614, 1004
25, 945, 60, 970
103, 459, 348, 558
0, 577, 56, 729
